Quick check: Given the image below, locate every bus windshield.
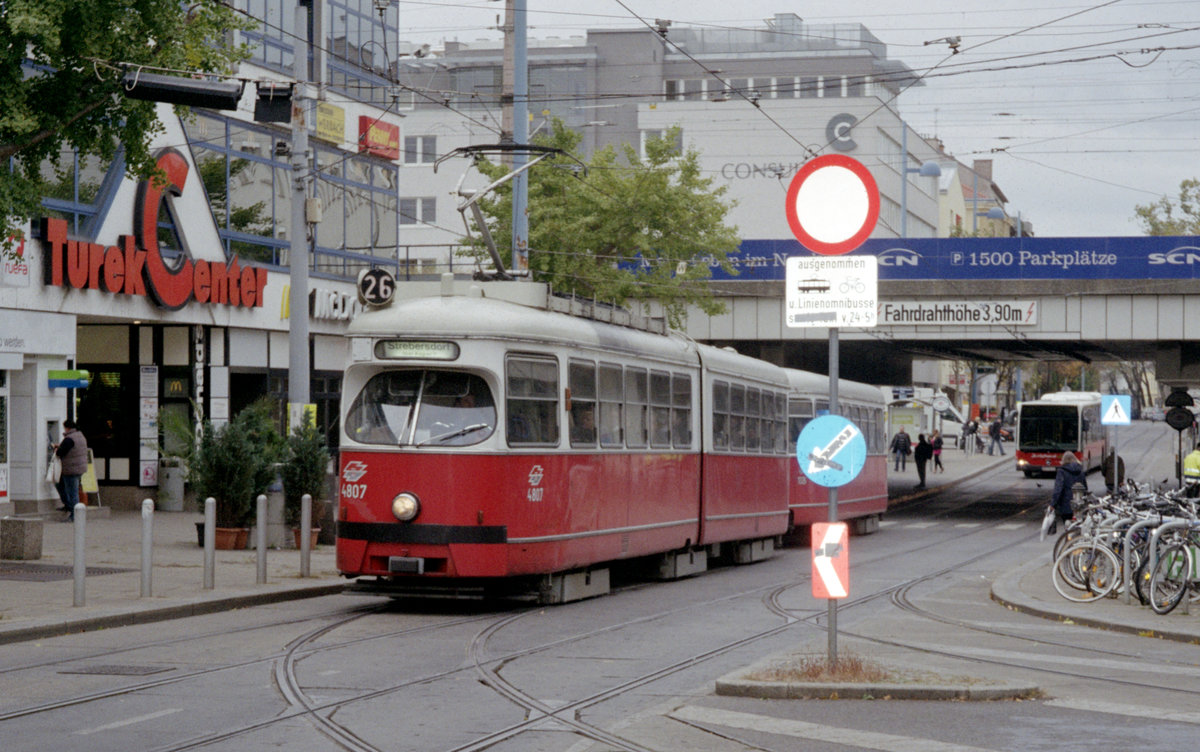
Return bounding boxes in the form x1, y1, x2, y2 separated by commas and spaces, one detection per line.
346, 370, 496, 447
1018, 405, 1079, 452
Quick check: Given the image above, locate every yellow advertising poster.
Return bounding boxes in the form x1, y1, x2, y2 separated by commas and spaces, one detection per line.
315, 103, 345, 144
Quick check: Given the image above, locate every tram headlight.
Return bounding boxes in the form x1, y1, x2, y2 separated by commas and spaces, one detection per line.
391, 492, 421, 522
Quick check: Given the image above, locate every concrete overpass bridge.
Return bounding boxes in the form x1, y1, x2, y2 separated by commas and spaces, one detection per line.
679, 236, 1200, 387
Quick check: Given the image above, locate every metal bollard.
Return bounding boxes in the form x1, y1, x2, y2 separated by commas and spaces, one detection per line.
141, 499, 154, 598
300, 493, 312, 578
256, 494, 268, 584
73, 503, 87, 607
203, 497, 215, 589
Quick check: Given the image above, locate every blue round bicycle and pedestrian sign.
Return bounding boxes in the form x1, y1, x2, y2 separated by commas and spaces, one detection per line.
796, 414, 867, 488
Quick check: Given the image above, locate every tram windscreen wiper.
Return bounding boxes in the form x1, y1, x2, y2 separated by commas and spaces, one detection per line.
418, 424, 492, 446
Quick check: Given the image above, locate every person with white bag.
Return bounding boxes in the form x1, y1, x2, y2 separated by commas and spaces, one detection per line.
52, 420, 88, 521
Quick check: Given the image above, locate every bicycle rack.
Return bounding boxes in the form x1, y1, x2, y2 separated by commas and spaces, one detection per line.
1122, 515, 1162, 605
1147, 519, 1193, 615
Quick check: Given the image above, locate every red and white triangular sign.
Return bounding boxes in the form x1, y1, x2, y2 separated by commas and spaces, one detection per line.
811, 522, 849, 599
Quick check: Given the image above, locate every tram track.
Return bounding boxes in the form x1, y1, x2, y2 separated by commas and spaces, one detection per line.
6, 481, 1082, 751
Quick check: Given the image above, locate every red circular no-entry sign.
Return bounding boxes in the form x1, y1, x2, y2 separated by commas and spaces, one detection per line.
785, 154, 880, 256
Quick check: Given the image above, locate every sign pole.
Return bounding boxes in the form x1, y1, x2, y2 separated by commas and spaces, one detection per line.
784, 153, 880, 672
828, 326, 839, 667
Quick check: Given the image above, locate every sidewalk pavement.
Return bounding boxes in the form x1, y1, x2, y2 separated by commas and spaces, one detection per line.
5, 445, 1198, 692
0, 509, 344, 645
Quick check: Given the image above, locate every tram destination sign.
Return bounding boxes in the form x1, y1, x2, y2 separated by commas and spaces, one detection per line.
375, 340, 460, 361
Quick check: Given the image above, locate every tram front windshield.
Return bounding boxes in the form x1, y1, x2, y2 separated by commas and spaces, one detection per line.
347, 370, 496, 447
1017, 405, 1079, 452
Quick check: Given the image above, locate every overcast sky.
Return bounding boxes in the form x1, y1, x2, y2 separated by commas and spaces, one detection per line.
394, 1, 1200, 238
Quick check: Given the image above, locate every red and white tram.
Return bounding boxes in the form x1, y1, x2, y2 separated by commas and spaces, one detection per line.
335, 287, 886, 602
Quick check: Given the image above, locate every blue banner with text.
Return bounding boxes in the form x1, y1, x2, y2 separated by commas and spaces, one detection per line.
699, 237, 1200, 282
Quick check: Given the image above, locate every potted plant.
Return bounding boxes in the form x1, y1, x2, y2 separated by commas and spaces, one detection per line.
281, 411, 331, 548
189, 399, 284, 548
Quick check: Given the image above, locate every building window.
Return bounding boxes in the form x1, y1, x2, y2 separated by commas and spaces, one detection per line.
399, 197, 436, 225
404, 135, 437, 164
640, 129, 684, 158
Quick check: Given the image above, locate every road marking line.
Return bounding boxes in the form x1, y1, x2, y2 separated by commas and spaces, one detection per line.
953, 523, 983, 528
671, 705, 1001, 751
996, 523, 1025, 530
905, 522, 938, 528
1045, 698, 1200, 725
74, 708, 182, 735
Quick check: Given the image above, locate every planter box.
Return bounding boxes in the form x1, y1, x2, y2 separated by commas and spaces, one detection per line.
1, 517, 43, 560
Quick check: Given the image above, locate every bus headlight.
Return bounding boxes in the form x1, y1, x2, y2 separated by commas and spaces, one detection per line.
391, 492, 420, 521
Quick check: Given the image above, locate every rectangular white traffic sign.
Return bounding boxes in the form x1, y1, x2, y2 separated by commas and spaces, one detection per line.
785, 256, 877, 328
1101, 394, 1132, 425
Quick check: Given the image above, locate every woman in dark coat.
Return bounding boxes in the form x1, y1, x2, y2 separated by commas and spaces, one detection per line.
1051, 451, 1089, 523
913, 433, 933, 490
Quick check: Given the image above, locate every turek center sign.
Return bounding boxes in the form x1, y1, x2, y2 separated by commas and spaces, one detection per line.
40, 148, 267, 310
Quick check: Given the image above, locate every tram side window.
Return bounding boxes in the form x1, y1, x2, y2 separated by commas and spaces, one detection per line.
789, 397, 813, 444
672, 373, 692, 449
568, 360, 597, 447
598, 363, 624, 447
625, 367, 649, 448
745, 388, 761, 452
776, 391, 788, 453
729, 384, 746, 451
713, 381, 729, 449
649, 370, 672, 448
506, 356, 559, 446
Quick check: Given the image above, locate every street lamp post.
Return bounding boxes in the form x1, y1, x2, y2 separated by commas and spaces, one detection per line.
899, 126, 941, 238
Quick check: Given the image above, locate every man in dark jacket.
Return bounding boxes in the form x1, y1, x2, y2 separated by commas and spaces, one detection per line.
1050, 451, 1088, 525
890, 427, 911, 471
54, 420, 88, 521
913, 434, 933, 490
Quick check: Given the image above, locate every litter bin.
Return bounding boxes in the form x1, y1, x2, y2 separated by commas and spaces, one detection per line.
159, 461, 186, 512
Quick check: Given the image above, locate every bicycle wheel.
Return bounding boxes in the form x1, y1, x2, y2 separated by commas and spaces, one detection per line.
1052, 542, 1121, 602
1051, 527, 1080, 562
1148, 544, 1192, 615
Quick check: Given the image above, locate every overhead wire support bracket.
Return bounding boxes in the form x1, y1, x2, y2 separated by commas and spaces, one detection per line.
435, 144, 585, 280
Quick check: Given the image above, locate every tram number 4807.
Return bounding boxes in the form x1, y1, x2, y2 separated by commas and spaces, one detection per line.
343, 483, 368, 500
527, 487, 544, 503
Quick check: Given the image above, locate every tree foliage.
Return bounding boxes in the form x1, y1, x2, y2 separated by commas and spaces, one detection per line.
1134, 178, 1200, 235
468, 121, 740, 327
0, 0, 253, 242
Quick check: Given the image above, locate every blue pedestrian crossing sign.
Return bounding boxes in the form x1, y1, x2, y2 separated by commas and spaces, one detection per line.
796, 414, 867, 488
1101, 394, 1132, 426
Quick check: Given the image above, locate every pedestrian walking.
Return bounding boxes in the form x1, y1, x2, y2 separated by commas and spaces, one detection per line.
1048, 451, 1089, 532
890, 427, 912, 472
914, 433, 933, 490
931, 430, 944, 473
53, 419, 88, 521
987, 417, 1005, 456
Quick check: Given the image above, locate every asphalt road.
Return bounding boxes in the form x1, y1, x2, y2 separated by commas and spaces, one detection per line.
3, 422, 1198, 752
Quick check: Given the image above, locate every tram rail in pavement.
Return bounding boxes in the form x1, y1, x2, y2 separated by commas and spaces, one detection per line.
6, 447, 1192, 654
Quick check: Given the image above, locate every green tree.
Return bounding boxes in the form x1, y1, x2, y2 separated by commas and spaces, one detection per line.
469, 121, 740, 327
0, 0, 253, 243
1134, 179, 1200, 235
